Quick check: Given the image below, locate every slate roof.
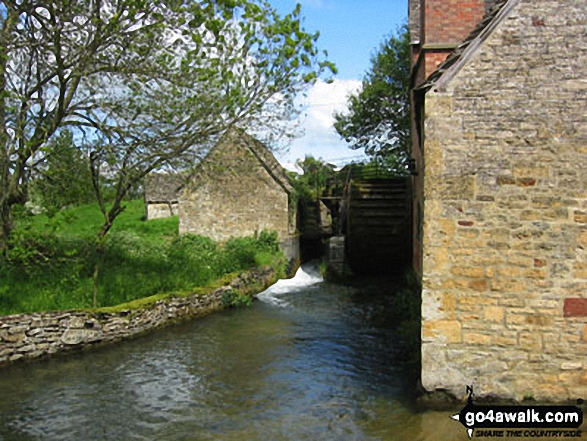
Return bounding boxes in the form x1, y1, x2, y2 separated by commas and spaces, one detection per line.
416, 0, 513, 93
144, 173, 185, 203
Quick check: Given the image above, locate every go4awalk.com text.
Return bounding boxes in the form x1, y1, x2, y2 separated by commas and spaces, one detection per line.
452, 386, 584, 439
474, 429, 582, 438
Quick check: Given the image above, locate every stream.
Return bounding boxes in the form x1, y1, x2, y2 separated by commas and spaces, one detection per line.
0, 264, 580, 440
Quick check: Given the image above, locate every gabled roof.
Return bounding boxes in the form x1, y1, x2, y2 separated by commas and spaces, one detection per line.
144, 173, 185, 203
190, 127, 293, 195
417, 0, 515, 93
233, 129, 293, 195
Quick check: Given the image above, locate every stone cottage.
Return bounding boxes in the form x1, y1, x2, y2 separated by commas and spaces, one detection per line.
179, 128, 298, 259
410, 0, 587, 401
144, 173, 185, 220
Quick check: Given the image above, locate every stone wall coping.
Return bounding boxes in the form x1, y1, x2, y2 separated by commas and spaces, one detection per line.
0, 267, 277, 367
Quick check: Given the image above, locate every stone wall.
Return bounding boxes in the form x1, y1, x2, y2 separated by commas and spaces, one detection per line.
179, 131, 293, 242
146, 202, 179, 220
144, 173, 184, 220
0, 268, 276, 367
420, 0, 587, 401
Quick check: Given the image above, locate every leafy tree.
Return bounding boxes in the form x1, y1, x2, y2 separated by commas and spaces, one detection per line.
31, 130, 94, 214
1, 0, 335, 306
334, 25, 410, 175
294, 155, 336, 199
289, 155, 336, 235
0, 0, 335, 282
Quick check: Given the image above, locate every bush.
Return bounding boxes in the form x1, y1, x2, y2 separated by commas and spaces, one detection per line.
167, 234, 221, 289
0, 221, 284, 314
98, 231, 171, 305
256, 230, 280, 252
221, 288, 253, 307
220, 230, 281, 274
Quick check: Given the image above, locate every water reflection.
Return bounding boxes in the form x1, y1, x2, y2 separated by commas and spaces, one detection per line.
0, 273, 584, 440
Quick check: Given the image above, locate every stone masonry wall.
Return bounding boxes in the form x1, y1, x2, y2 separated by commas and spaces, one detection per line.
179, 135, 291, 242
147, 202, 179, 220
421, 0, 587, 401
0, 268, 276, 367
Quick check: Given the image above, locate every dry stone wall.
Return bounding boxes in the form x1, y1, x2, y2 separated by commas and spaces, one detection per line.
420, 0, 587, 401
0, 268, 276, 367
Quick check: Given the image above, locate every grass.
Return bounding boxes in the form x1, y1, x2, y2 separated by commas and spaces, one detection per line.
23, 199, 178, 243
1, 200, 285, 315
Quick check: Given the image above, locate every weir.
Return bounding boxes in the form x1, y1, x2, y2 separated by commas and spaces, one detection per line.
256, 262, 323, 307
0, 271, 444, 440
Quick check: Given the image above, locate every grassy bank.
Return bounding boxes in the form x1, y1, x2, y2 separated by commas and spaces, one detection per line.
1, 201, 285, 315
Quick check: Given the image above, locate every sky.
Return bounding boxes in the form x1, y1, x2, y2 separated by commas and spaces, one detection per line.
268, 0, 408, 171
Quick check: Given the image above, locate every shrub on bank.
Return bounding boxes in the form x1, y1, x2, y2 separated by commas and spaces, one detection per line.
1, 202, 285, 315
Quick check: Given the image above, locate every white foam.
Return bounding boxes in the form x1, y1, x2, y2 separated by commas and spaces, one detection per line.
257, 262, 323, 307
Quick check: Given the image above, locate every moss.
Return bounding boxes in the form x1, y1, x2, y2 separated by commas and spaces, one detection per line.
92, 271, 243, 314
91, 266, 281, 315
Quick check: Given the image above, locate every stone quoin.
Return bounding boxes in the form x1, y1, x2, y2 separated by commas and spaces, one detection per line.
410, 0, 587, 401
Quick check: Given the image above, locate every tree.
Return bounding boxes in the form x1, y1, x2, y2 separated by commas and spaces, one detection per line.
0, 0, 336, 268
294, 155, 336, 199
31, 130, 95, 214
334, 25, 410, 175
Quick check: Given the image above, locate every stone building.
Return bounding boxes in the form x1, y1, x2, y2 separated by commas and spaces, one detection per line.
410, 0, 587, 401
179, 128, 298, 258
144, 173, 185, 220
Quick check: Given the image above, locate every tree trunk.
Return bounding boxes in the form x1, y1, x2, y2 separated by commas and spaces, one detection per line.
92, 216, 117, 308
0, 200, 11, 261
93, 252, 101, 308
93, 262, 99, 308
0, 6, 19, 263
92, 233, 108, 309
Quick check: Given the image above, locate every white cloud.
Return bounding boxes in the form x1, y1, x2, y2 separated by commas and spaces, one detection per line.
277, 78, 367, 169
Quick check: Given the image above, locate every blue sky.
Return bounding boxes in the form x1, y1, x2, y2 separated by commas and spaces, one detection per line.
269, 0, 408, 170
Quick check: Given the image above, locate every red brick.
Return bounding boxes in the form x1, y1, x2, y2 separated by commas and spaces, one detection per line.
425, 0, 485, 42
564, 298, 587, 317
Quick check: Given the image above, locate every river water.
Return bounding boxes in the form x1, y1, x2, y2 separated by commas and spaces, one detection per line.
0, 265, 583, 440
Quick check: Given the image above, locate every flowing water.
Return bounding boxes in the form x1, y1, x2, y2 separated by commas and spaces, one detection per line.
0, 264, 583, 440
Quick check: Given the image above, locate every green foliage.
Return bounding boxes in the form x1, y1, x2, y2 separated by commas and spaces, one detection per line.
291, 156, 336, 200
288, 156, 337, 233
256, 230, 280, 252
19, 199, 178, 242
334, 25, 411, 175
220, 230, 281, 274
30, 130, 95, 215
222, 288, 253, 307
319, 259, 329, 277
0, 201, 284, 314
1, 0, 336, 257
